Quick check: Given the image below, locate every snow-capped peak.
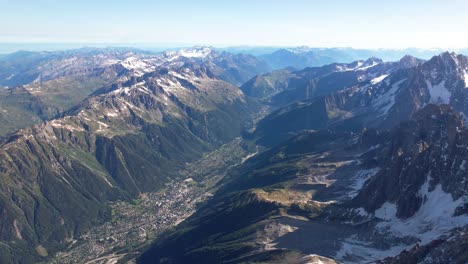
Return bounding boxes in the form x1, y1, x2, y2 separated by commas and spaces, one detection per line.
356, 57, 383, 71
121, 57, 148, 68
165, 47, 214, 61
334, 58, 382, 72
179, 46, 213, 58
425, 52, 461, 76
120, 57, 155, 76
440, 51, 459, 64
286, 46, 312, 54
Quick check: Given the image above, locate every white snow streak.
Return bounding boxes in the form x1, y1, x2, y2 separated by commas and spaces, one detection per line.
370, 74, 389, 85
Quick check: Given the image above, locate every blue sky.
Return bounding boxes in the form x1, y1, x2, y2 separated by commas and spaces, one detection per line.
1, 0, 467, 48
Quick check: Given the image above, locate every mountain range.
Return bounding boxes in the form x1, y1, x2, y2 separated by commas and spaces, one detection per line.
0, 46, 467, 263
139, 50, 468, 264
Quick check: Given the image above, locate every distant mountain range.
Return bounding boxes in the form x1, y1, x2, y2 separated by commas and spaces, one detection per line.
256, 47, 454, 70
2, 44, 465, 67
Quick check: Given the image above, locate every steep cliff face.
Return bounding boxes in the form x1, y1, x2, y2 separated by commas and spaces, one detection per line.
351, 104, 468, 237
355, 104, 465, 214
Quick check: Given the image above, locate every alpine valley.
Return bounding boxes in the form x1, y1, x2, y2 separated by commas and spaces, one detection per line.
0, 46, 468, 264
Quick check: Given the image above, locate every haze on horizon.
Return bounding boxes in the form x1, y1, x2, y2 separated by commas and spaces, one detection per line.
1, 0, 468, 50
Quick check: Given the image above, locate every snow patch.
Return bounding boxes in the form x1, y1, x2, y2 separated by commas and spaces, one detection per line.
373, 79, 406, 116
430, 69, 438, 79
335, 235, 407, 264
464, 70, 468, 88
336, 61, 368, 72
460, 160, 466, 171
301, 254, 337, 264
105, 110, 119, 117
375, 202, 397, 221
375, 181, 468, 244
348, 168, 380, 198
50, 120, 84, 132
426, 80, 451, 104
120, 57, 155, 76
112, 87, 131, 95
357, 62, 379, 71
370, 74, 389, 85
103, 59, 120, 66
354, 207, 369, 217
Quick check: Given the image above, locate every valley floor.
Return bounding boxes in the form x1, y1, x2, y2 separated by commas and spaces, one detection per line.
45, 138, 248, 264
